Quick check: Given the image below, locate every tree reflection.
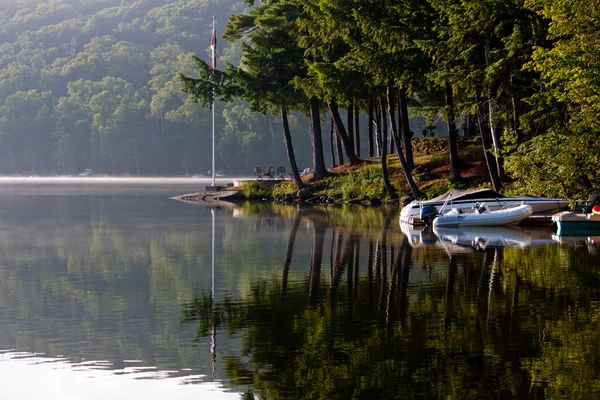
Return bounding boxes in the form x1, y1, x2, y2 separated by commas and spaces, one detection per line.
178, 207, 600, 399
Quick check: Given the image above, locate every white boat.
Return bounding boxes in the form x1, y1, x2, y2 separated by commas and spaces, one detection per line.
432, 202, 533, 228
400, 188, 568, 225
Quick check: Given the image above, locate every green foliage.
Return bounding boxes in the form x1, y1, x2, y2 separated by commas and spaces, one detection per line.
424, 184, 448, 199
447, 176, 466, 190
504, 130, 600, 199
238, 180, 273, 199
272, 180, 296, 196
324, 166, 388, 200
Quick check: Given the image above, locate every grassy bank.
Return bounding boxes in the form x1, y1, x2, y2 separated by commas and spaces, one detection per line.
238, 137, 492, 203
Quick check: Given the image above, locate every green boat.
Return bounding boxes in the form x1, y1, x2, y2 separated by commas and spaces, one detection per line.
551, 211, 600, 236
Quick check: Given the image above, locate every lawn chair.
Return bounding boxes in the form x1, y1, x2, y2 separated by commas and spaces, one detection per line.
276, 166, 286, 180
253, 167, 263, 180
575, 192, 599, 213
263, 167, 275, 180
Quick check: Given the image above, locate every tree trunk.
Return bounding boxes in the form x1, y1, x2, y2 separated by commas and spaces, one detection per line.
388, 94, 395, 155
309, 97, 327, 181
511, 95, 521, 141
387, 88, 422, 199
378, 95, 398, 199
375, 101, 382, 156
368, 97, 374, 158
329, 118, 337, 167
488, 84, 504, 180
493, 123, 505, 181
445, 81, 461, 182
465, 111, 477, 137
328, 100, 360, 165
347, 100, 355, 155
267, 110, 275, 145
354, 102, 360, 157
474, 89, 502, 191
336, 134, 344, 165
398, 89, 415, 169
281, 106, 305, 189
484, 32, 503, 181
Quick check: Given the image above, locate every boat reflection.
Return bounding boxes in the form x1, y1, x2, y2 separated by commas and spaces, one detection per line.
399, 222, 438, 248
552, 234, 600, 255
401, 223, 555, 252
434, 226, 537, 251
400, 222, 473, 255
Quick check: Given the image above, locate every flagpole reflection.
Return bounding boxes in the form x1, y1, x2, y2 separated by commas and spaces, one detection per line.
210, 208, 216, 380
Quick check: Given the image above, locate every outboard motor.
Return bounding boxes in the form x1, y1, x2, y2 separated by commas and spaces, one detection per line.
420, 205, 439, 226
473, 202, 490, 214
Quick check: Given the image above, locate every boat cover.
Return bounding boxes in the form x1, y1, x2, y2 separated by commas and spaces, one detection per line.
427, 188, 504, 203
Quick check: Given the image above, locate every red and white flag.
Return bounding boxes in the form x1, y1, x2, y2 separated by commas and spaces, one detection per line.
210, 16, 216, 70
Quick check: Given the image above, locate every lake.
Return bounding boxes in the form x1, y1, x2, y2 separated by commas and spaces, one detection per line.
0, 178, 599, 399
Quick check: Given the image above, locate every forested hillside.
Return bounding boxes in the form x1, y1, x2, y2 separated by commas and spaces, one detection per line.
0, 0, 308, 176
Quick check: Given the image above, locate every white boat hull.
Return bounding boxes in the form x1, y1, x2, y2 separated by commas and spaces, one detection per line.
432, 204, 533, 228
400, 196, 567, 225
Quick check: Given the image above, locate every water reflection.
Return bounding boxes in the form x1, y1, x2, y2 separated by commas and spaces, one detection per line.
434, 226, 553, 251
1, 186, 600, 398
0, 351, 237, 399
182, 206, 600, 399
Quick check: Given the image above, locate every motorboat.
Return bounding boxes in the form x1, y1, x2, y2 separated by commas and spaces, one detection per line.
432, 202, 533, 228
551, 206, 600, 236
400, 188, 568, 225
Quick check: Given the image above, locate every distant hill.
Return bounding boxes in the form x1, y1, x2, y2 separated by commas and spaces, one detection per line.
0, 0, 309, 176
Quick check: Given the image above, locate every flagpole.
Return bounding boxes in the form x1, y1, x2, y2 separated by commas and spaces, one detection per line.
211, 15, 216, 187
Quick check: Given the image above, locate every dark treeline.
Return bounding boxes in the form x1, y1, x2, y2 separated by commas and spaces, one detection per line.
182, 0, 600, 199
0, 0, 312, 176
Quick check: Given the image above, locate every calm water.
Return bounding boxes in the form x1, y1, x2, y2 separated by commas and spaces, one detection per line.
0, 178, 599, 399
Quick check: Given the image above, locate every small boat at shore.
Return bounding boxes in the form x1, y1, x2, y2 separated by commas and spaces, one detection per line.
400, 188, 568, 225
551, 206, 600, 236
432, 202, 533, 228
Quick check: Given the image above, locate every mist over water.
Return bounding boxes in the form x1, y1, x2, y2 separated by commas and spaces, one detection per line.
0, 176, 251, 196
